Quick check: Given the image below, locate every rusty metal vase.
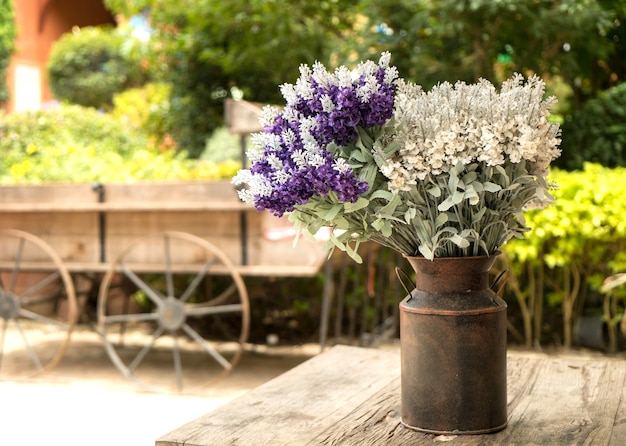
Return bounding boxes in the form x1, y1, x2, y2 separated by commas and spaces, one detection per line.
399, 253, 508, 435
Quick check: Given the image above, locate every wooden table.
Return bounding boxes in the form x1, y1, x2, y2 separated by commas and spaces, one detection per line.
156, 345, 626, 445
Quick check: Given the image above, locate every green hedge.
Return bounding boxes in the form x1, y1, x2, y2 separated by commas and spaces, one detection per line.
0, 104, 239, 184
502, 163, 626, 351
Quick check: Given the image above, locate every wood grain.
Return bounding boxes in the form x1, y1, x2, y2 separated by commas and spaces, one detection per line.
157, 346, 626, 446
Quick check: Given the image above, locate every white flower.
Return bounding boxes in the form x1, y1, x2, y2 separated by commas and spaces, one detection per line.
291, 150, 307, 168
282, 106, 300, 123
379, 51, 391, 68
273, 170, 290, 184
312, 61, 333, 88
281, 128, 298, 148
259, 105, 280, 128
279, 83, 299, 105
293, 65, 314, 100
308, 152, 326, 167
232, 170, 272, 201
335, 65, 353, 88
266, 154, 283, 170
356, 75, 380, 103
320, 94, 335, 113
377, 73, 561, 191
333, 158, 351, 174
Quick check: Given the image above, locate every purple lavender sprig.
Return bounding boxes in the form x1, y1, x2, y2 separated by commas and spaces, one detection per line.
233, 52, 398, 217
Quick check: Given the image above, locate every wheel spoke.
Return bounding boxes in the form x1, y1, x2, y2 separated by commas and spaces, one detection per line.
120, 264, 163, 306
128, 326, 165, 372
102, 312, 159, 325
182, 323, 232, 370
18, 271, 61, 301
14, 319, 43, 370
199, 283, 237, 307
185, 303, 243, 318
18, 308, 69, 329
0, 230, 77, 379
9, 237, 26, 292
20, 291, 60, 307
97, 231, 249, 391
164, 234, 175, 299
179, 259, 215, 304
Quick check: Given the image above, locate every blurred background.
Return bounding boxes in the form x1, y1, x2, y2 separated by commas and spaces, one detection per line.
1, 0, 626, 359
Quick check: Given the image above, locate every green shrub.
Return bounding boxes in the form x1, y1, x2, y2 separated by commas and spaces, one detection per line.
557, 83, 626, 170
201, 127, 247, 163
0, 104, 238, 184
112, 82, 174, 148
502, 163, 626, 348
47, 26, 146, 109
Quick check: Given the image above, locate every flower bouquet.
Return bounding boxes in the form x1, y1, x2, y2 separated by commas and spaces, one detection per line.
233, 53, 561, 262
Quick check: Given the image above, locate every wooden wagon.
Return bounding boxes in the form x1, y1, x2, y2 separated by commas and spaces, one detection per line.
0, 180, 328, 391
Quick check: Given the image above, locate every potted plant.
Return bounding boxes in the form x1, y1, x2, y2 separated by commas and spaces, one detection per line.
233, 53, 561, 434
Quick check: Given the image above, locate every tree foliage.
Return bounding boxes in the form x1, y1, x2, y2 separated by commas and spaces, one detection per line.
102, 0, 625, 161
0, 0, 16, 105
106, 0, 360, 157
356, 0, 625, 111
557, 82, 626, 170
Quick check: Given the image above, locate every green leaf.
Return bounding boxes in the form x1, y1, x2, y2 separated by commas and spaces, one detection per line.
462, 171, 478, 184
359, 163, 378, 186
328, 230, 346, 251
350, 149, 368, 163
372, 219, 389, 236
464, 185, 480, 205
356, 127, 375, 150
331, 215, 350, 228
438, 189, 464, 211
435, 212, 448, 228
379, 192, 402, 214
418, 244, 434, 260
450, 233, 470, 248
427, 185, 441, 197
448, 170, 460, 191
345, 242, 363, 263
405, 207, 417, 223
471, 207, 487, 223
381, 139, 403, 157
343, 197, 369, 213
370, 189, 395, 201
483, 181, 502, 192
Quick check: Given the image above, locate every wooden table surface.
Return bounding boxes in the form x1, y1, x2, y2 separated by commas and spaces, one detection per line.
156, 345, 626, 445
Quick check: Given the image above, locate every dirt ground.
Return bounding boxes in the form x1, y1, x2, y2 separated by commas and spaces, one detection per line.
0, 325, 322, 446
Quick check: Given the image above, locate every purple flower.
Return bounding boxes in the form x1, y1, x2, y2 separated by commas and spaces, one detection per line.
233, 53, 398, 217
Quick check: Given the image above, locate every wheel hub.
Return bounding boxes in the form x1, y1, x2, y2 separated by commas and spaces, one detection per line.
0, 291, 19, 320
158, 297, 186, 331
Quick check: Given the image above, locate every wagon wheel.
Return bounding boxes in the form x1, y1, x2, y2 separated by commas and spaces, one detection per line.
0, 229, 77, 378
97, 231, 250, 393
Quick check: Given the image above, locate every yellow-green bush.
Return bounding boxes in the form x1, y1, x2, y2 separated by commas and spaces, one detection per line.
503, 163, 626, 350
111, 82, 173, 149
0, 104, 238, 184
